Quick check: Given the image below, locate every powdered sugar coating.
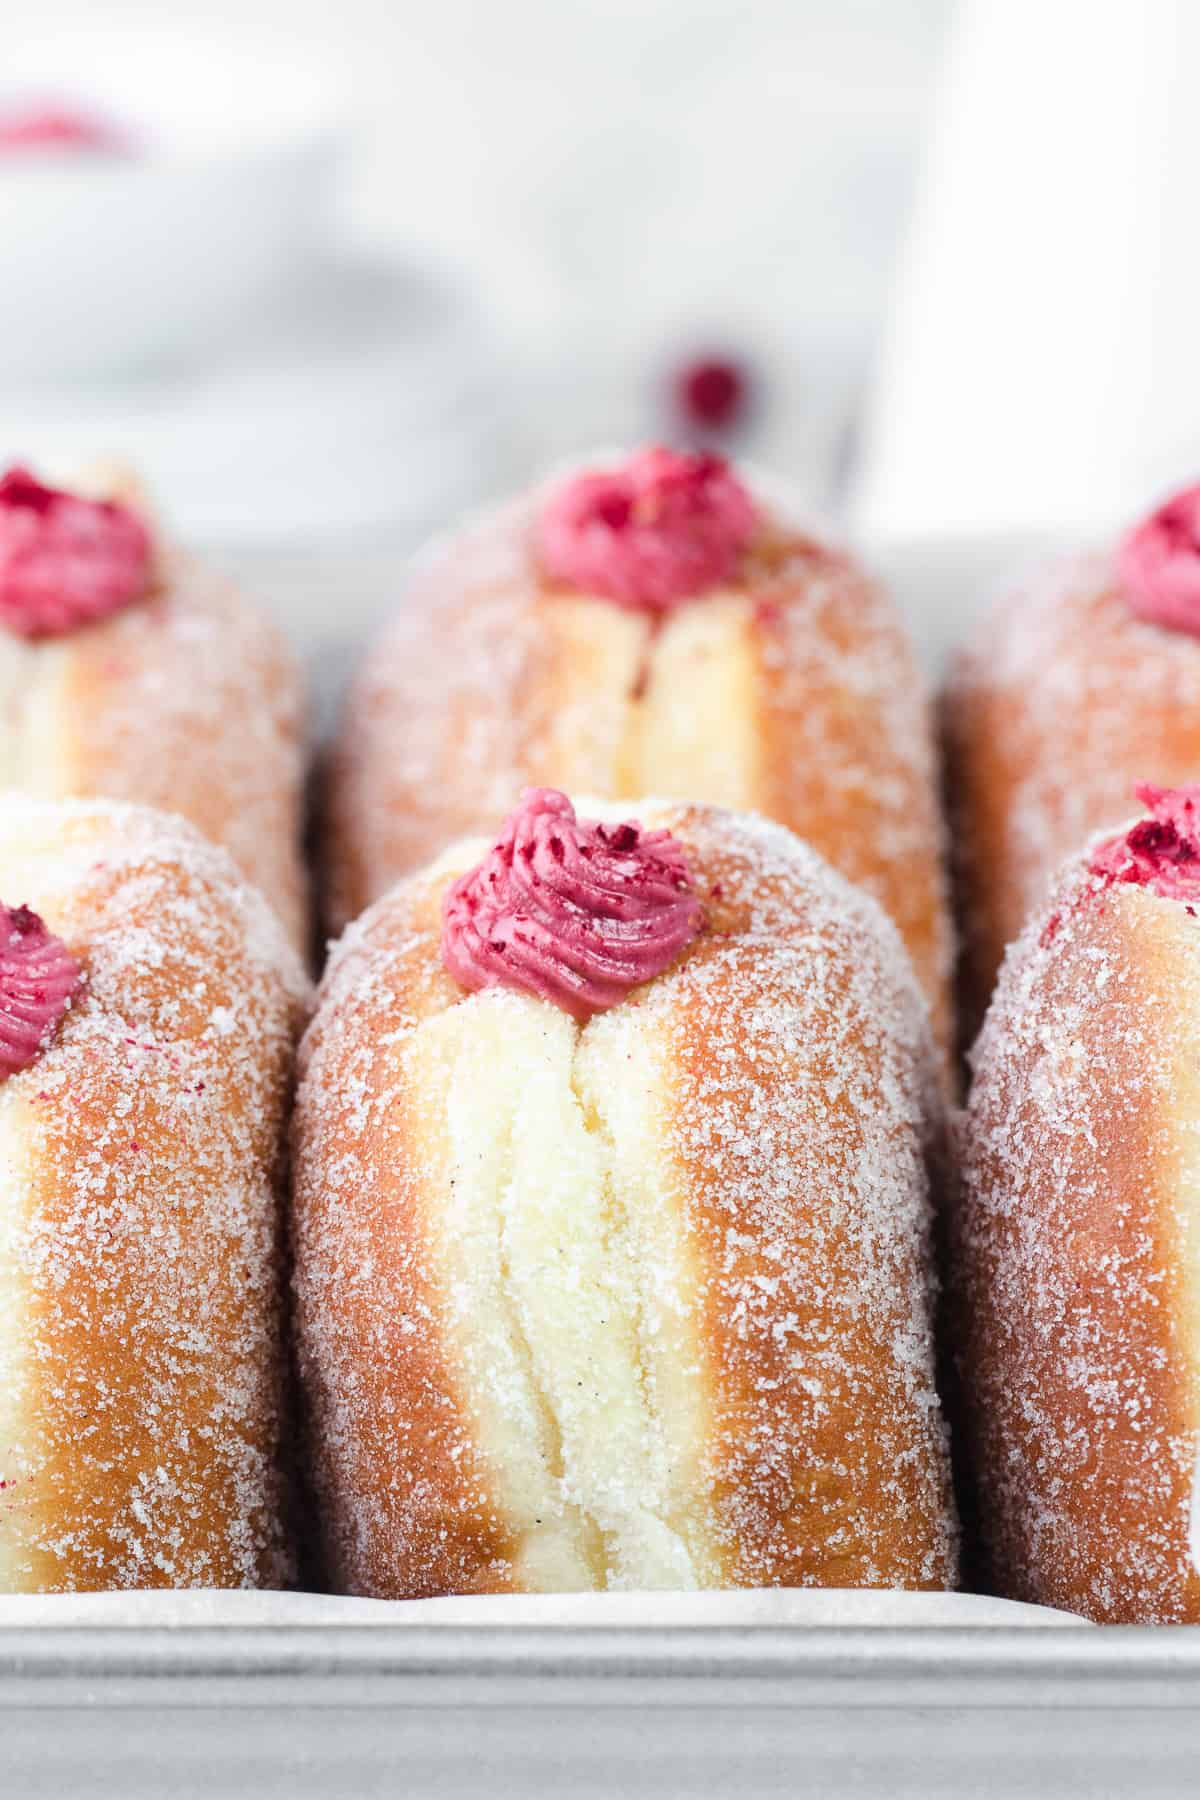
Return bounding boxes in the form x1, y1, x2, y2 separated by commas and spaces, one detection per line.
955, 844, 1200, 1621
294, 800, 957, 1597
944, 548, 1200, 1037
0, 797, 308, 1592
323, 469, 951, 1048
322, 485, 641, 930
747, 532, 952, 1048
0, 542, 308, 951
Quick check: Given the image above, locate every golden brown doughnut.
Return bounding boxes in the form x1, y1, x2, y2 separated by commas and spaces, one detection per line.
945, 486, 1200, 1042
293, 794, 958, 1598
0, 796, 308, 1592
954, 784, 1200, 1621
323, 452, 951, 1045
0, 465, 308, 950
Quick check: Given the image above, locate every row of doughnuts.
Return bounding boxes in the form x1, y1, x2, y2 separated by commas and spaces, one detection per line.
2, 446, 1199, 1619
8, 446, 1197, 1045
0, 452, 958, 1598
0, 453, 945, 1010
947, 485, 1200, 1623
0, 789, 956, 1596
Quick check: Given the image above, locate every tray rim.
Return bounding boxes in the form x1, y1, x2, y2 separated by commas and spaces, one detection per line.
3, 1621, 1200, 1708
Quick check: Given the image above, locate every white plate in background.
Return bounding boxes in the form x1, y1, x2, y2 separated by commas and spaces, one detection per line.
0, 253, 513, 550
0, 31, 346, 378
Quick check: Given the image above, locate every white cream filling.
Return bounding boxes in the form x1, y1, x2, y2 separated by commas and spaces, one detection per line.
537, 590, 762, 816
411, 989, 708, 1591
0, 633, 77, 797
621, 596, 762, 808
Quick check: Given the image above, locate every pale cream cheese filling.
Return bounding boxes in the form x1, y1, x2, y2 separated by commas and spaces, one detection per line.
409, 986, 714, 1591
542, 591, 763, 815
0, 633, 79, 797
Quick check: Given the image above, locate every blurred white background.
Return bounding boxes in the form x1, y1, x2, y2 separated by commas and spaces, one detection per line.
0, 0, 952, 542
6, 0, 1200, 573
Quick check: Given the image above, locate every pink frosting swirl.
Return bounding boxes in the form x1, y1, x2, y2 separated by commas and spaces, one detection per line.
536, 446, 757, 611
441, 788, 703, 1018
0, 903, 83, 1079
0, 106, 129, 153
0, 467, 152, 640
1088, 783, 1200, 901
1117, 483, 1200, 636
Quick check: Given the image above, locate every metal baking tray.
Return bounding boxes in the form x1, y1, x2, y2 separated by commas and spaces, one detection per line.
2, 1590, 1199, 1798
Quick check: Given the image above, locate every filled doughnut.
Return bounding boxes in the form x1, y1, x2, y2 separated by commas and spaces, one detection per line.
944, 480, 1200, 1041
0, 464, 308, 949
0, 796, 307, 1592
955, 784, 1200, 1622
293, 788, 958, 1598
323, 447, 951, 1045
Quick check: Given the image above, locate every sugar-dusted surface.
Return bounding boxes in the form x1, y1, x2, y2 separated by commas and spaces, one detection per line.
0, 543, 308, 951
748, 537, 951, 1047
0, 797, 308, 1593
321, 489, 644, 935
322, 473, 952, 1048
943, 549, 1200, 1040
294, 800, 958, 1598
955, 856, 1200, 1622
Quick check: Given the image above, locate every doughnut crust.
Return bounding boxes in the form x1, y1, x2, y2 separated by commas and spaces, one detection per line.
944, 551, 1200, 1039
323, 482, 951, 1044
0, 798, 308, 1592
293, 801, 957, 1598
0, 540, 308, 951
955, 861, 1200, 1621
